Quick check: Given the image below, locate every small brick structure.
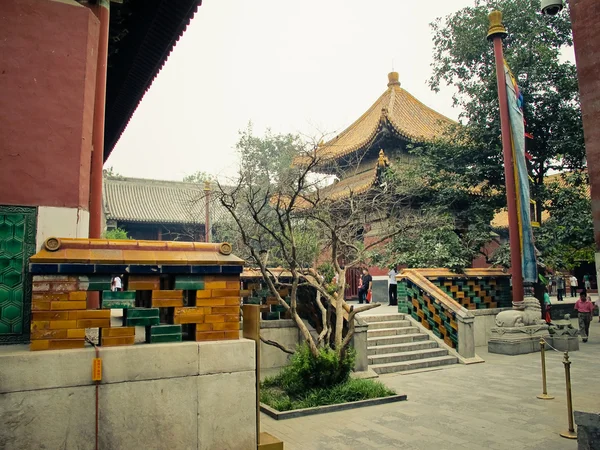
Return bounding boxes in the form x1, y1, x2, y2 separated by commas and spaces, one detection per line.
28, 238, 244, 350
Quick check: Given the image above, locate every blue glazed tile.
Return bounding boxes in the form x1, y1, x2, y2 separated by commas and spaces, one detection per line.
161, 265, 192, 274
222, 265, 243, 274
190, 265, 222, 274
29, 264, 59, 274
93, 264, 129, 274
128, 265, 161, 274
58, 263, 95, 274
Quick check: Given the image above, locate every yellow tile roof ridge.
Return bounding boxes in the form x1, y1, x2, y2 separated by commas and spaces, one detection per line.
308, 73, 456, 166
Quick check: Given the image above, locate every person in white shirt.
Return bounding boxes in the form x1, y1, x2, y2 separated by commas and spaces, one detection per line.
111, 275, 123, 292
388, 266, 398, 306
569, 275, 578, 297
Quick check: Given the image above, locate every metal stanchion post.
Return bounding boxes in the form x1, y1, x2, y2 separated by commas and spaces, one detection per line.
537, 339, 554, 400
559, 351, 577, 439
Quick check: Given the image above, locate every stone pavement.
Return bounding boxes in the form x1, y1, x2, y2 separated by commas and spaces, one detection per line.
261, 318, 600, 450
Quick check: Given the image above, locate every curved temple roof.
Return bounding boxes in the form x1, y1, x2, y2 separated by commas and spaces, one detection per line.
314, 72, 455, 164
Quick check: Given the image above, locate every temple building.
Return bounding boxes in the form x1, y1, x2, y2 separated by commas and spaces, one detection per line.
102, 176, 228, 241
311, 72, 455, 299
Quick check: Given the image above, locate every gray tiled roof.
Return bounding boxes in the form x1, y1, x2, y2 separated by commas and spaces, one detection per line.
103, 176, 229, 225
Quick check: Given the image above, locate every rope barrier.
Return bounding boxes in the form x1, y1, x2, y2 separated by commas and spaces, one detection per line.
540, 337, 563, 353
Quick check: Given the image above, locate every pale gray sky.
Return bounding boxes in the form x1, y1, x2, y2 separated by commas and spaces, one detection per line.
106, 0, 490, 181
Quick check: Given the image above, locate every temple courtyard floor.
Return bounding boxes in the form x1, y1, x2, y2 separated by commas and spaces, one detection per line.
261, 307, 600, 450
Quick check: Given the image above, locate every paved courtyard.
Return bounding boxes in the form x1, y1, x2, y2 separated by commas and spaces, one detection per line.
262, 311, 600, 450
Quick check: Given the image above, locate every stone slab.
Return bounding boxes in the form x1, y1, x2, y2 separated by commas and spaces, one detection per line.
0, 385, 95, 450
488, 336, 549, 355
198, 338, 255, 375
99, 377, 197, 450
197, 370, 256, 450
551, 336, 580, 352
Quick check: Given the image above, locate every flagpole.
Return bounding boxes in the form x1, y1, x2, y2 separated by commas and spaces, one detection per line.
487, 10, 524, 304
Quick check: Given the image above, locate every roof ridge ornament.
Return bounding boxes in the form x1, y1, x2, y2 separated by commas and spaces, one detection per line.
387, 71, 401, 87
487, 10, 507, 40
377, 149, 390, 168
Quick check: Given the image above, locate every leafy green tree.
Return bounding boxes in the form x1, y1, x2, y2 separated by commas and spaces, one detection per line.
429, 0, 585, 223
182, 171, 213, 184
102, 227, 131, 240
535, 172, 593, 270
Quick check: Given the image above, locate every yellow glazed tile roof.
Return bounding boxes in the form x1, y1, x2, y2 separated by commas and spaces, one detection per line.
312, 72, 455, 164
30, 238, 244, 266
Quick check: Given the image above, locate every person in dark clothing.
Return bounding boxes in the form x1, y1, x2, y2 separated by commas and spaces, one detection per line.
388, 266, 398, 306
358, 268, 372, 304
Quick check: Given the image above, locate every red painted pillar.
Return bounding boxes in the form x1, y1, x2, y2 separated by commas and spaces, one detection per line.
487, 11, 524, 304
89, 0, 110, 239
88, 0, 110, 309
204, 181, 211, 243
570, 0, 600, 249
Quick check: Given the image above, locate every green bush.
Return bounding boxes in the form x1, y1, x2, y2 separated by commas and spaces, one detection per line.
263, 343, 355, 395
260, 378, 396, 411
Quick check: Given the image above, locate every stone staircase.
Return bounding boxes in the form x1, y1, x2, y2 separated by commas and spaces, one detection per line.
364, 313, 458, 375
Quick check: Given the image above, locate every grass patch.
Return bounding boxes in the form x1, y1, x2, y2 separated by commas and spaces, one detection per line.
260, 377, 396, 412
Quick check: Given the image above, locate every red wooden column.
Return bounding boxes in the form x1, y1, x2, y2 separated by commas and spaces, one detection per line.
487, 11, 524, 304
570, 1, 600, 254
89, 0, 110, 239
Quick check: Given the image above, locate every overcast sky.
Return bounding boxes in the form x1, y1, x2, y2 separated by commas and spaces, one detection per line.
106, 0, 498, 181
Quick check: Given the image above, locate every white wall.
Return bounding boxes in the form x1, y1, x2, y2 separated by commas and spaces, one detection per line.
473, 308, 511, 347
36, 206, 89, 250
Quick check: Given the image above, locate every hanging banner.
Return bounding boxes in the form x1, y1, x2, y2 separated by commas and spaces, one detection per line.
504, 60, 537, 284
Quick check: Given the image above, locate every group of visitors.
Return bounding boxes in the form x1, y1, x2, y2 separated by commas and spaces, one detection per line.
543, 276, 598, 343
547, 273, 592, 301
356, 266, 399, 306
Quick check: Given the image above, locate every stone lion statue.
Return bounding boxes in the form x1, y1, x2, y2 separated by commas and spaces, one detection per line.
495, 297, 545, 327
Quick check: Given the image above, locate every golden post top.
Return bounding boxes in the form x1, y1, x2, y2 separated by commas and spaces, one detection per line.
487, 10, 508, 40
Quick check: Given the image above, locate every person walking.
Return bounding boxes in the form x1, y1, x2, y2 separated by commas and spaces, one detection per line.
543, 287, 552, 324
388, 266, 398, 306
111, 275, 123, 292
556, 275, 565, 301
358, 268, 372, 304
575, 290, 594, 342
584, 274, 592, 291
569, 274, 578, 297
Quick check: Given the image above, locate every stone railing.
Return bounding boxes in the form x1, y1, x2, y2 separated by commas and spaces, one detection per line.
399, 270, 475, 359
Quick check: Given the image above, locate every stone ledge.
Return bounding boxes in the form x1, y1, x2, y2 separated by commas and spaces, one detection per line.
259, 319, 295, 329
260, 394, 407, 420
0, 339, 255, 394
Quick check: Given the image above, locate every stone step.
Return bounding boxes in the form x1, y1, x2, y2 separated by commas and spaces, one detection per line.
370, 355, 458, 375
367, 320, 411, 330
367, 327, 420, 338
361, 314, 406, 323
368, 348, 448, 365
367, 340, 437, 356
367, 333, 429, 346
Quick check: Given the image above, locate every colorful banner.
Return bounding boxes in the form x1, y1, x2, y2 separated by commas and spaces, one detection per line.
504, 61, 537, 284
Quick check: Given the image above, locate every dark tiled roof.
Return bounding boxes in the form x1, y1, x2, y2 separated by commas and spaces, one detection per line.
104, 0, 202, 160
103, 176, 229, 225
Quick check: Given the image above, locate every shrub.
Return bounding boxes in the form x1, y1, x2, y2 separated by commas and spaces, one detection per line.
263, 343, 355, 396
260, 378, 396, 411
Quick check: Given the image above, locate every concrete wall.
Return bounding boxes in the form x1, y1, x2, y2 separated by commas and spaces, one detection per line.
472, 308, 510, 347
0, 0, 98, 210
0, 339, 257, 450
259, 320, 298, 372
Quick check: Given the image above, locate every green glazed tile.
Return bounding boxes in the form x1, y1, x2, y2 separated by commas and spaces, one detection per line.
126, 308, 160, 319
146, 324, 182, 336
102, 299, 136, 309
103, 290, 136, 300
146, 333, 183, 344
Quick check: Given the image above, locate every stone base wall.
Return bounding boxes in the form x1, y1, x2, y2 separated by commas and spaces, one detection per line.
0, 339, 256, 450
472, 308, 511, 347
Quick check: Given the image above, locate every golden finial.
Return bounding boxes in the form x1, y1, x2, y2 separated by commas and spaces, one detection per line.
387, 72, 400, 87
487, 10, 507, 40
